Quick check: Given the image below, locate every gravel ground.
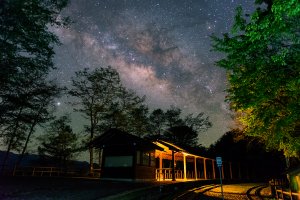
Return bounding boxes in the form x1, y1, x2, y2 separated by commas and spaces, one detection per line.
200, 183, 273, 200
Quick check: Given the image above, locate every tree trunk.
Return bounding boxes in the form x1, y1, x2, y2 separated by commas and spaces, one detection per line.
1, 108, 23, 174
16, 105, 44, 167
16, 121, 37, 167
89, 111, 95, 175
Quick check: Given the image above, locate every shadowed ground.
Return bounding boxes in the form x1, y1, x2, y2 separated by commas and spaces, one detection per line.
0, 177, 160, 200
0, 177, 273, 200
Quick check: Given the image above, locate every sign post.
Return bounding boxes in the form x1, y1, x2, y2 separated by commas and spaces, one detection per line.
216, 156, 224, 200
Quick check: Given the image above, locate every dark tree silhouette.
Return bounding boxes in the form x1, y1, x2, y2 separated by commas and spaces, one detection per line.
164, 126, 198, 147
69, 67, 149, 173
38, 116, 79, 168
69, 67, 123, 174
106, 89, 149, 137
147, 106, 212, 147
164, 106, 184, 128
16, 80, 62, 166
208, 130, 286, 179
148, 109, 166, 136
0, 0, 69, 172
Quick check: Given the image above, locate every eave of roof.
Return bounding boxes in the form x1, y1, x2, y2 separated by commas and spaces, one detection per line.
91, 128, 164, 151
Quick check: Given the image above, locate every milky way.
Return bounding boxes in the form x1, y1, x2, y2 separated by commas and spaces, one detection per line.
51, 0, 255, 146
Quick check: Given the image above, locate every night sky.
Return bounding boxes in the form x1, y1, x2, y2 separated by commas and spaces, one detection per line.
50, 0, 255, 147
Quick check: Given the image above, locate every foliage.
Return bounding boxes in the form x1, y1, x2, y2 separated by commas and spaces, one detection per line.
69, 67, 123, 137
148, 108, 165, 135
69, 67, 122, 172
2, 74, 62, 166
38, 115, 79, 168
211, 0, 300, 157
164, 126, 198, 147
105, 89, 149, 137
147, 106, 212, 147
69, 67, 149, 170
208, 130, 286, 178
0, 0, 69, 91
0, 0, 68, 171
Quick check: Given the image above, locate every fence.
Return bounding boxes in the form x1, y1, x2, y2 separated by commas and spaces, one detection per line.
12, 166, 87, 177
275, 186, 300, 200
155, 168, 200, 180
270, 179, 300, 200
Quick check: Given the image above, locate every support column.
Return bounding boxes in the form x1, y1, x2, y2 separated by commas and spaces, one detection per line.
194, 157, 197, 180
212, 160, 216, 179
203, 158, 207, 179
183, 154, 187, 180
172, 151, 176, 181
222, 163, 225, 179
229, 162, 233, 180
159, 152, 163, 180
238, 162, 242, 179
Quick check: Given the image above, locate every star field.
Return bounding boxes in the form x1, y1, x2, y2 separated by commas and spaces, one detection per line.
51, 0, 255, 146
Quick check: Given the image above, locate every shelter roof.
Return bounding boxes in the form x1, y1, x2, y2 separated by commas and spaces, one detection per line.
154, 140, 185, 152
91, 128, 164, 151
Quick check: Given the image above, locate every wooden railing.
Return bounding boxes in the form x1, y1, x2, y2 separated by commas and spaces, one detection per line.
275, 186, 300, 200
12, 166, 83, 177
269, 178, 300, 200
155, 168, 197, 180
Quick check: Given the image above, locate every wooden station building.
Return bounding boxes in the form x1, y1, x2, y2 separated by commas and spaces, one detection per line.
91, 128, 242, 181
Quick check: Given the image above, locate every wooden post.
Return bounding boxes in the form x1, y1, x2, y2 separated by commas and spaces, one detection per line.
194, 157, 197, 180
172, 151, 176, 181
212, 160, 216, 179
222, 164, 225, 179
238, 162, 242, 179
203, 158, 207, 179
229, 162, 233, 180
183, 154, 187, 180
159, 152, 163, 180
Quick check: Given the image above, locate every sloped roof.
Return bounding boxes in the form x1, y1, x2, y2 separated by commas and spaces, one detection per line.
91, 128, 164, 151
155, 140, 185, 152
153, 140, 207, 159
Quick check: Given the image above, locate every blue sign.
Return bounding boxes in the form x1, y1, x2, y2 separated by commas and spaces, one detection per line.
216, 156, 222, 167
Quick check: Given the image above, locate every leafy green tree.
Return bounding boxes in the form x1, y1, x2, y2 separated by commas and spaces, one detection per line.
38, 115, 79, 168
211, 0, 300, 157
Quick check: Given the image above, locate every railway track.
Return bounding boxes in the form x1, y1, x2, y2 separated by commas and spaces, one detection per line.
173, 183, 271, 200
